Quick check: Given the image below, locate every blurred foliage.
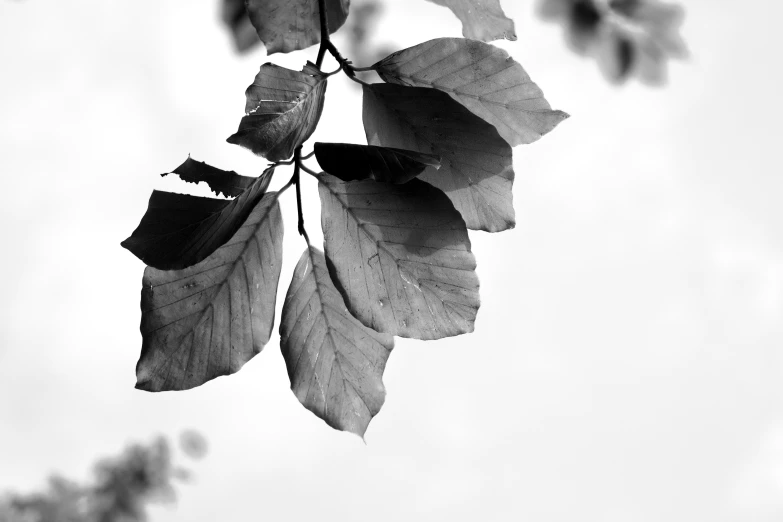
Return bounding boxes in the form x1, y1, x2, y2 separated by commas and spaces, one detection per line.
539, 0, 687, 85
0, 434, 206, 522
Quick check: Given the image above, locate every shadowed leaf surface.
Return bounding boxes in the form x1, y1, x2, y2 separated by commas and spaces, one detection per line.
161, 156, 255, 198
121, 168, 273, 271
314, 143, 440, 184
245, 0, 350, 55
136, 192, 283, 392
227, 63, 327, 162
363, 83, 514, 232
374, 38, 569, 146
221, 0, 261, 52
319, 173, 480, 340
426, 0, 516, 42
280, 247, 393, 437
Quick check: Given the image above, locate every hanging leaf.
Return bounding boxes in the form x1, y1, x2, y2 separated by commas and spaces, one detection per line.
280, 247, 393, 437
121, 168, 273, 271
245, 0, 350, 55
221, 0, 261, 52
313, 143, 440, 184
319, 173, 480, 340
161, 156, 255, 198
374, 38, 569, 147
426, 0, 516, 42
363, 83, 514, 232
136, 193, 284, 392
227, 63, 327, 162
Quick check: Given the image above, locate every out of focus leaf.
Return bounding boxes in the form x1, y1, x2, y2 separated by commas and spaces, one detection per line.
319, 173, 480, 339
227, 63, 327, 162
539, 0, 686, 85
363, 83, 514, 232
121, 168, 272, 271
136, 193, 283, 392
280, 247, 393, 437
221, 0, 260, 52
245, 0, 350, 55
314, 143, 440, 184
162, 156, 255, 198
426, 0, 516, 42
374, 38, 568, 146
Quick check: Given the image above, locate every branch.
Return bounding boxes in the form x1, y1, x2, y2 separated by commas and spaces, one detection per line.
316, 0, 330, 68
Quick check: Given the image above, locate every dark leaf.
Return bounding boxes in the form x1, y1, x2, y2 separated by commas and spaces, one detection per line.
319, 173, 480, 340
245, 0, 350, 55
121, 168, 272, 271
280, 247, 393, 437
314, 143, 440, 184
136, 193, 284, 392
374, 38, 569, 146
227, 63, 327, 162
221, 0, 261, 52
426, 0, 516, 42
363, 83, 514, 232
161, 156, 255, 198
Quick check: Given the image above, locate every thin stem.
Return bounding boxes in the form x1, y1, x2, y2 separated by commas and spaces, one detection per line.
302, 150, 316, 160
351, 65, 376, 72
299, 163, 320, 178
293, 147, 309, 242
316, 0, 330, 68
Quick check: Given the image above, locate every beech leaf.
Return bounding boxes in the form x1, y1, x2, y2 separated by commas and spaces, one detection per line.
136, 192, 284, 392
121, 168, 273, 271
319, 173, 480, 340
280, 247, 393, 437
245, 0, 350, 55
227, 63, 327, 162
313, 143, 441, 184
374, 38, 569, 146
363, 83, 515, 232
426, 0, 516, 42
161, 156, 255, 198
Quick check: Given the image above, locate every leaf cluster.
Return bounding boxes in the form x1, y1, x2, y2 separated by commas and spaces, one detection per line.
123, 0, 568, 437
539, 0, 687, 84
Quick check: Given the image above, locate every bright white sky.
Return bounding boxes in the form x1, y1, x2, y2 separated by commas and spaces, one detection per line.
1, 0, 782, 520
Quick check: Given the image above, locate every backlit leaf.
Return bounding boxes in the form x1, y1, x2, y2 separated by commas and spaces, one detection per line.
227, 63, 327, 162
161, 156, 255, 198
314, 143, 440, 184
374, 38, 569, 146
319, 173, 480, 340
245, 0, 350, 55
136, 192, 284, 392
121, 168, 273, 271
363, 83, 514, 232
426, 0, 516, 42
280, 247, 393, 437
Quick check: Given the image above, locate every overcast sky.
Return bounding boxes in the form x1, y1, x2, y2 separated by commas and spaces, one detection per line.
1, 0, 782, 521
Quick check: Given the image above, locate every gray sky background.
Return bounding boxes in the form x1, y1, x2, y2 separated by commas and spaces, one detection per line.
1, 0, 782, 520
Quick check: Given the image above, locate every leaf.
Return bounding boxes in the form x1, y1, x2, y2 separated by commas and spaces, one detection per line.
374, 38, 569, 146
426, 0, 516, 42
313, 143, 441, 184
161, 156, 256, 198
280, 247, 393, 437
121, 168, 273, 271
363, 83, 514, 232
227, 63, 327, 162
319, 173, 480, 340
136, 192, 284, 392
221, 0, 261, 52
245, 0, 350, 55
